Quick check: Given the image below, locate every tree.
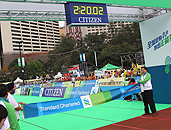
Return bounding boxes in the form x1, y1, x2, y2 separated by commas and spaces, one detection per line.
84, 23, 143, 67
25, 60, 45, 78
48, 36, 80, 73
8, 59, 22, 81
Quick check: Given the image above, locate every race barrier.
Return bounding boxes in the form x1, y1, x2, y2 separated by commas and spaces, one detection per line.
15, 80, 99, 98
22, 83, 141, 119
14, 86, 98, 98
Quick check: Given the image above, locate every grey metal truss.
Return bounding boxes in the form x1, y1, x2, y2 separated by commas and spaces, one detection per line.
0, 0, 66, 4
120, 52, 144, 68
1, 10, 171, 22
0, 10, 66, 21
0, 0, 171, 22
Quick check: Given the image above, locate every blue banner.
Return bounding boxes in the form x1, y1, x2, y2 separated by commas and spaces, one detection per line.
100, 86, 122, 92
74, 86, 93, 98
86, 80, 96, 87
24, 97, 84, 118
21, 84, 34, 88
34, 84, 42, 87
32, 87, 41, 96
120, 84, 141, 98
23, 83, 141, 119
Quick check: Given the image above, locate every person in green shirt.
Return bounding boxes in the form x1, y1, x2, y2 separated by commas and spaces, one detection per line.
0, 84, 20, 130
135, 67, 157, 117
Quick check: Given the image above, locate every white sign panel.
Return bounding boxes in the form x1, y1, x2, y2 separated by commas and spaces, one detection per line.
139, 12, 171, 67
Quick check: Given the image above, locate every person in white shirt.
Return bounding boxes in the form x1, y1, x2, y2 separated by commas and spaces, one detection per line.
72, 75, 75, 87
6, 83, 27, 120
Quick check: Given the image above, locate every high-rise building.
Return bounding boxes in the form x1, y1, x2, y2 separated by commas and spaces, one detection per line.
0, 21, 60, 66
84, 22, 133, 37
64, 22, 133, 40
65, 22, 82, 40
0, 21, 60, 53
60, 26, 66, 39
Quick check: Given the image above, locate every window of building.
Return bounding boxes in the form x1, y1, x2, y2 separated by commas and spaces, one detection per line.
31, 32, 38, 35
39, 30, 46, 33
32, 35, 39, 38
31, 28, 37, 31
46, 25, 52, 28
47, 28, 52, 31
39, 26, 45, 29
11, 30, 21, 33
21, 24, 29, 27
33, 46, 40, 48
23, 42, 31, 44
32, 39, 39, 41
33, 49, 40, 51
49, 41, 54, 43
13, 45, 20, 47
11, 26, 20, 29
22, 27, 30, 30
11, 22, 20, 26
40, 40, 47, 42
32, 42, 39, 45
12, 37, 21, 40
48, 44, 54, 46
24, 49, 32, 51
30, 22, 37, 25
48, 37, 54, 40
23, 38, 30, 41
41, 46, 47, 48
12, 33, 21, 36
13, 48, 21, 51
41, 43, 47, 45
21, 21, 29, 24
22, 34, 30, 37
23, 45, 31, 48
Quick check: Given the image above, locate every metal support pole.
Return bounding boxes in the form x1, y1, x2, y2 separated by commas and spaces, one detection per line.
19, 41, 24, 84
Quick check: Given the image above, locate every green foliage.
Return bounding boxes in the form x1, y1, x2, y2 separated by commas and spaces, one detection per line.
2, 22, 143, 81
84, 23, 142, 67
48, 36, 80, 73
25, 59, 45, 77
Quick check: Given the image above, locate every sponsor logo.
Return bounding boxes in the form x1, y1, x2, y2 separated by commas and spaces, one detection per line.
78, 17, 102, 23
122, 85, 140, 94
165, 56, 171, 74
32, 91, 40, 94
147, 30, 171, 51
76, 90, 90, 96
42, 87, 66, 97
44, 88, 64, 97
81, 95, 93, 108
39, 101, 81, 112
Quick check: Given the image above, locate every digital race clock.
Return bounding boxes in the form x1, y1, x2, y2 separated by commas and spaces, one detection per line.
65, 2, 108, 27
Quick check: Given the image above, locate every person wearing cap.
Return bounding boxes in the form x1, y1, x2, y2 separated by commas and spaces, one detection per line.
0, 84, 20, 130
7, 83, 27, 121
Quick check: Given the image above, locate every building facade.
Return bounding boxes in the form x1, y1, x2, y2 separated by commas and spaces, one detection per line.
64, 21, 133, 40
0, 21, 60, 66
0, 21, 60, 53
